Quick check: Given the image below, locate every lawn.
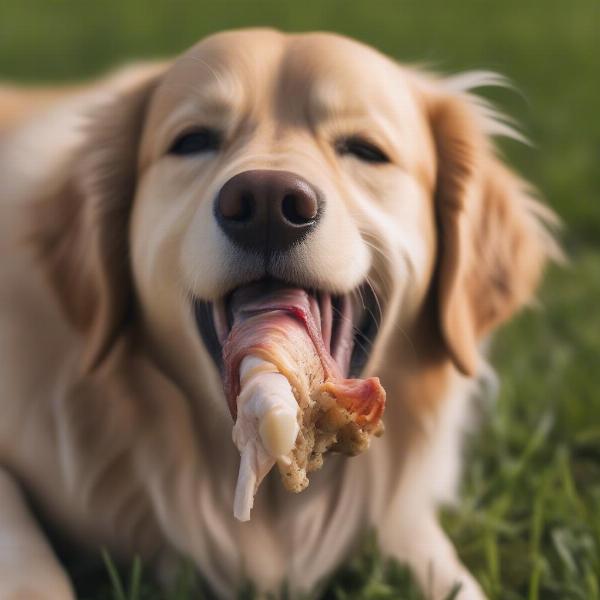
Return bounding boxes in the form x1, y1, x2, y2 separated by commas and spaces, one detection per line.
1, 1, 598, 598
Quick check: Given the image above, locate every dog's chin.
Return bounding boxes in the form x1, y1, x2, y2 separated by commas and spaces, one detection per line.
193, 277, 380, 380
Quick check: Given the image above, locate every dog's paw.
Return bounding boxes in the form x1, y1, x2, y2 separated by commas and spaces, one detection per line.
440, 567, 486, 600
417, 561, 486, 600
379, 514, 487, 600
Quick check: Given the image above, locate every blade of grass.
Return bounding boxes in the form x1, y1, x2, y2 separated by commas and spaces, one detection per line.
101, 549, 127, 600
128, 556, 143, 600
528, 472, 549, 600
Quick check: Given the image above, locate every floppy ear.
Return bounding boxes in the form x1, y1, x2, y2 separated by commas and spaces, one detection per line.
428, 85, 560, 376
32, 74, 161, 372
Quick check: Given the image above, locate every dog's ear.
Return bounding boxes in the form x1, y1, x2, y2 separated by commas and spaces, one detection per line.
428, 85, 560, 376
32, 73, 162, 372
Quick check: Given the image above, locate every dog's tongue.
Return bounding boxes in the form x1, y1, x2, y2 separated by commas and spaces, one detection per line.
222, 282, 341, 418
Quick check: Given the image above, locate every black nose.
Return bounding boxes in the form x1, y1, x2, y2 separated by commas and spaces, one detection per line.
214, 169, 323, 254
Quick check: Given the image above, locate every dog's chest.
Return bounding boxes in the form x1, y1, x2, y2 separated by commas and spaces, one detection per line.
185, 449, 381, 597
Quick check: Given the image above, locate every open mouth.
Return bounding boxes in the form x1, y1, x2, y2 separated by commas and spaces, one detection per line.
194, 278, 380, 382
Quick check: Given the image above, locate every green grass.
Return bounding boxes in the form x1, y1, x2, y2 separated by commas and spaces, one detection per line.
1, 0, 598, 598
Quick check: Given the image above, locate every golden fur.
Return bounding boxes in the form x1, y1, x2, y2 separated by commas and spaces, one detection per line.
0, 29, 558, 599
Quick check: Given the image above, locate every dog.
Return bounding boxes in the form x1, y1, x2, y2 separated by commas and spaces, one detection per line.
0, 29, 559, 599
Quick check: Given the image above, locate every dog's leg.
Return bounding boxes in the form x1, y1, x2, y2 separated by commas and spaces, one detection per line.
379, 512, 485, 600
0, 468, 74, 600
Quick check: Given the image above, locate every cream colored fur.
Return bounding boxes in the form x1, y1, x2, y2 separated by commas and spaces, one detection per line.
0, 29, 558, 600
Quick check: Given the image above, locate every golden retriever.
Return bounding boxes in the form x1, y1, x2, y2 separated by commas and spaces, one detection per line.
0, 29, 558, 599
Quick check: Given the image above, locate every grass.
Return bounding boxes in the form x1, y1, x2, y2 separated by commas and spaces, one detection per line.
445, 252, 600, 600
1, 0, 598, 598
94, 535, 463, 600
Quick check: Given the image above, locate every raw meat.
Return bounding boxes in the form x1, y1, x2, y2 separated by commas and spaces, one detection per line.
222, 284, 385, 521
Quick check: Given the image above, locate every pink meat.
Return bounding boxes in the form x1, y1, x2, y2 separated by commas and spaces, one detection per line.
222, 284, 385, 428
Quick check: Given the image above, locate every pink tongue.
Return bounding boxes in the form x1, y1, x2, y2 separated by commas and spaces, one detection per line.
222, 283, 341, 418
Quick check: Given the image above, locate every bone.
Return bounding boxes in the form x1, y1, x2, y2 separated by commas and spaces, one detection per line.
232, 355, 300, 521
259, 408, 298, 457
233, 444, 259, 522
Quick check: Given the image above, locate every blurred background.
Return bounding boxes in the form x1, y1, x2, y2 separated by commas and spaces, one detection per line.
1, 1, 598, 598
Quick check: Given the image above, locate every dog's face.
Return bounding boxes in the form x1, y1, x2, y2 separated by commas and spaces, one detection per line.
129, 30, 437, 410
35, 29, 556, 419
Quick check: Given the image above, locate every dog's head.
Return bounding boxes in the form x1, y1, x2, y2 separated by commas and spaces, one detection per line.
34, 29, 558, 417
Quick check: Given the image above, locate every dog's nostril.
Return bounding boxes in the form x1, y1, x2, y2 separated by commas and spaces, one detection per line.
220, 191, 254, 222
281, 192, 318, 225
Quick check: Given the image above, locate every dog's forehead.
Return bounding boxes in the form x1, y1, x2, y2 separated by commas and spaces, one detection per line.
151, 29, 416, 121
278, 33, 407, 116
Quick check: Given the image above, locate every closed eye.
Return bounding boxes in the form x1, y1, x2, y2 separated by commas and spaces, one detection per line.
335, 136, 390, 164
168, 128, 222, 155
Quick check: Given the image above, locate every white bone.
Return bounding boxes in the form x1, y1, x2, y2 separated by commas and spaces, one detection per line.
232, 355, 300, 521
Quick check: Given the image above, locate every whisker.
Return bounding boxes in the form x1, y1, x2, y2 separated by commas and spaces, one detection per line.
360, 237, 395, 300
331, 303, 374, 357
363, 262, 418, 364
364, 276, 383, 326
355, 284, 367, 313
